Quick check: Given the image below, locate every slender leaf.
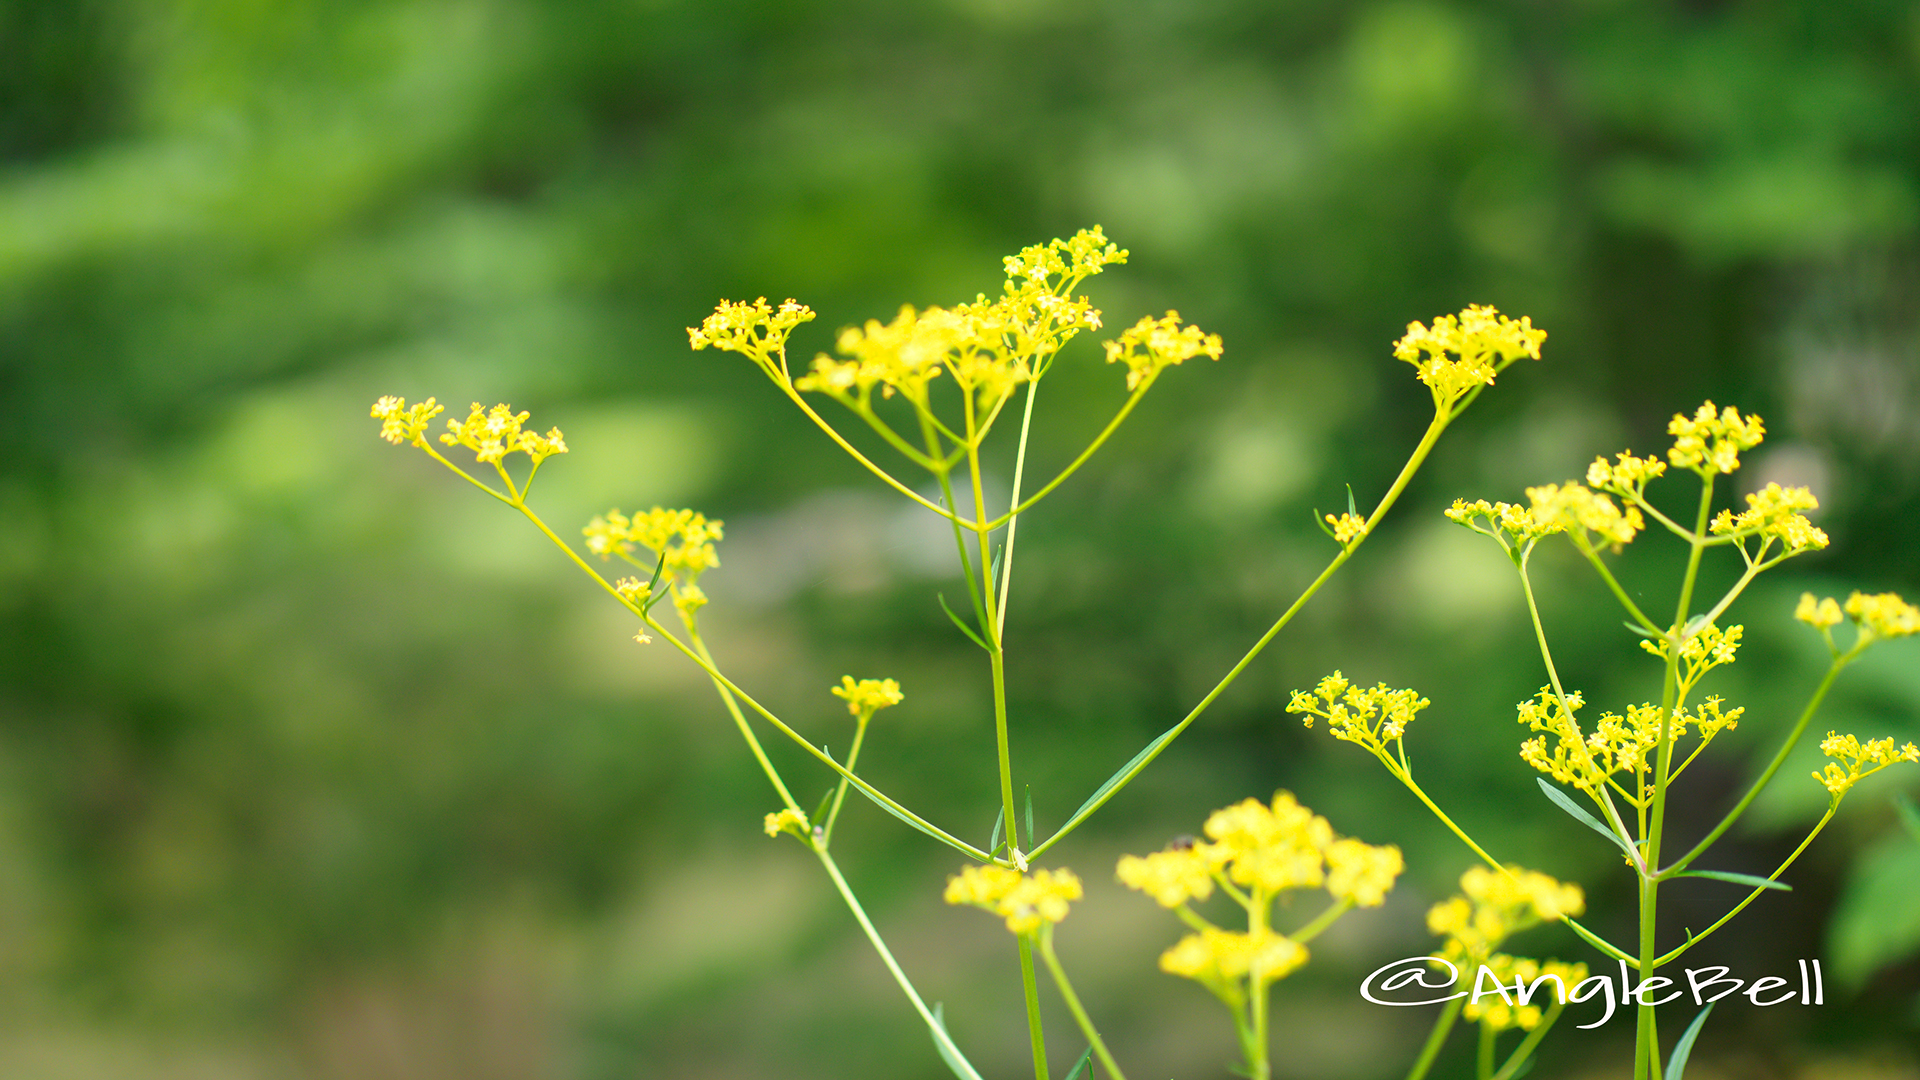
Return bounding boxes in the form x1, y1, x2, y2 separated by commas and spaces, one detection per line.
810, 786, 835, 828
1346, 483, 1358, 518
1063, 1045, 1094, 1080
1675, 869, 1790, 892
1024, 784, 1035, 849
1536, 779, 1636, 859
989, 806, 1005, 856
1623, 620, 1658, 638
937, 592, 990, 651
1312, 508, 1339, 541
1663, 1001, 1714, 1080
1054, 722, 1184, 842
929, 1003, 985, 1080
989, 544, 1003, 591
850, 774, 988, 861
1895, 792, 1920, 845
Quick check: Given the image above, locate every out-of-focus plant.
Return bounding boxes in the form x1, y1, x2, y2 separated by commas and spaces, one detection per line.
371, 229, 1555, 1078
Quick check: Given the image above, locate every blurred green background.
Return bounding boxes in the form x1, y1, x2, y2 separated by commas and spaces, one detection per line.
4, 1, 1920, 1077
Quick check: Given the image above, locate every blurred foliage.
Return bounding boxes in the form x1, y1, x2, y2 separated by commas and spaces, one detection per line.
3, 0, 1919, 1077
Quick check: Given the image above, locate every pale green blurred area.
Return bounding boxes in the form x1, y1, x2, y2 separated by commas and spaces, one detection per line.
4, 1, 1920, 1077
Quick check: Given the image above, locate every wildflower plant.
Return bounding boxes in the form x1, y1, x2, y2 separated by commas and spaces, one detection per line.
1294, 399, 1919, 1079
371, 226, 1905, 1079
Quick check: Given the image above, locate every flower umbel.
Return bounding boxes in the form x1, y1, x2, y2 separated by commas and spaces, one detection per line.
1103, 311, 1223, 391
1814, 731, 1920, 798
832, 676, 904, 720
1667, 400, 1764, 475
945, 865, 1082, 935
1393, 305, 1545, 408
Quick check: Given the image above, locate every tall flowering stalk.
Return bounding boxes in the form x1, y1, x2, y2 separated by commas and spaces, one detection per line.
370, 232, 1546, 1077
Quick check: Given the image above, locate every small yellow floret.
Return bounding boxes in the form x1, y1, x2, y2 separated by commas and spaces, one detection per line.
1796, 593, 1843, 629
1103, 311, 1223, 390
1845, 591, 1920, 641
1324, 512, 1368, 546
688, 297, 815, 362
1525, 482, 1643, 549
831, 676, 905, 719
1116, 845, 1215, 908
1324, 838, 1404, 908
1160, 927, 1306, 987
371, 395, 445, 446
764, 807, 810, 839
438, 402, 568, 466
1392, 305, 1545, 406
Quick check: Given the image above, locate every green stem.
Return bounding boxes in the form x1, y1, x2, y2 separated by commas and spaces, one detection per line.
1405, 996, 1464, 1080
1477, 1019, 1496, 1080
1019, 935, 1050, 1080
1654, 804, 1836, 966
996, 380, 1040, 638
983, 382, 1149, 530
1249, 890, 1271, 1080
1489, 1001, 1563, 1080
1574, 536, 1662, 636
1289, 897, 1353, 944
816, 849, 986, 1080
1030, 409, 1452, 858
773, 374, 966, 524
822, 714, 871, 844
1039, 926, 1127, 1080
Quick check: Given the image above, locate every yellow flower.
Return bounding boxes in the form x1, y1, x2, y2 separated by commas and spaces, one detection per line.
1288, 674, 1431, 756
1666, 400, 1763, 475
1393, 305, 1545, 407
1708, 482, 1828, 554
1525, 482, 1643, 549
1160, 927, 1306, 988
1813, 730, 1920, 797
1796, 592, 1843, 629
1324, 838, 1404, 908
946, 865, 1082, 935
1463, 956, 1589, 1031
371, 395, 445, 446
688, 297, 816, 368
582, 507, 724, 586
1103, 311, 1223, 390
1444, 497, 1563, 551
1586, 450, 1667, 494
831, 676, 905, 719
1430, 865, 1584, 962
764, 807, 810, 839
1324, 512, 1368, 546
1116, 845, 1216, 908
1845, 591, 1920, 642
435, 402, 569, 466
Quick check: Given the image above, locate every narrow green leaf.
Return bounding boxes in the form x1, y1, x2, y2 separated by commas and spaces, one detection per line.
1346, 483, 1358, 518
1663, 1001, 1714, 1080
1622, 620, 1658, 638
929, 1003, 985, 1080
989, 806, 1005, 856
1313, 507, 1339, 541
1536, 779, 1636, 859
989, 544, 1003, 590
849, 774, 988, 862
1895, 792, 1920, 845
1063, 1045, 1094, 1080
1024, 785, 1035, 850
937, 592, 990, 651
1054, 722, 1184, 843
1676, 869, 1790, 892
810, 786, 835, 827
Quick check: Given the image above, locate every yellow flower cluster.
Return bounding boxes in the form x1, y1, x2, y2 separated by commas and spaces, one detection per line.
687, 297, 816, 364
1444, 498, 1561, 550
1002, 225, 1128, 285
1667, 401, 1764, 475
1639, 623, 1744, 695
1525, 482, 1643, 549
1463, 955, 1590, 1031
1103, 311, 1224, 391
583, 507, 723, 616
1118, 792, 1404, 910
371, 395, 445, 446
764, 807, 810, 839
1799, 590, 1920, 649
1795, 593, 1843, 629
1517, 687, 1741, 798
944, 865, 1083, 935
1286, 672, 1430, 760
1158, 926, 1307, 989
1814, 731, 1920, 797
1846, 591, 1920, 641
1427, 865, 1585, 964
1585, 450, 1667, 496
1392, 305, 1546, 406
1709, 483, 1828, 554
831, 676, 904, 719
434, 402, 569, 466
1324, 512, 1368, 546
